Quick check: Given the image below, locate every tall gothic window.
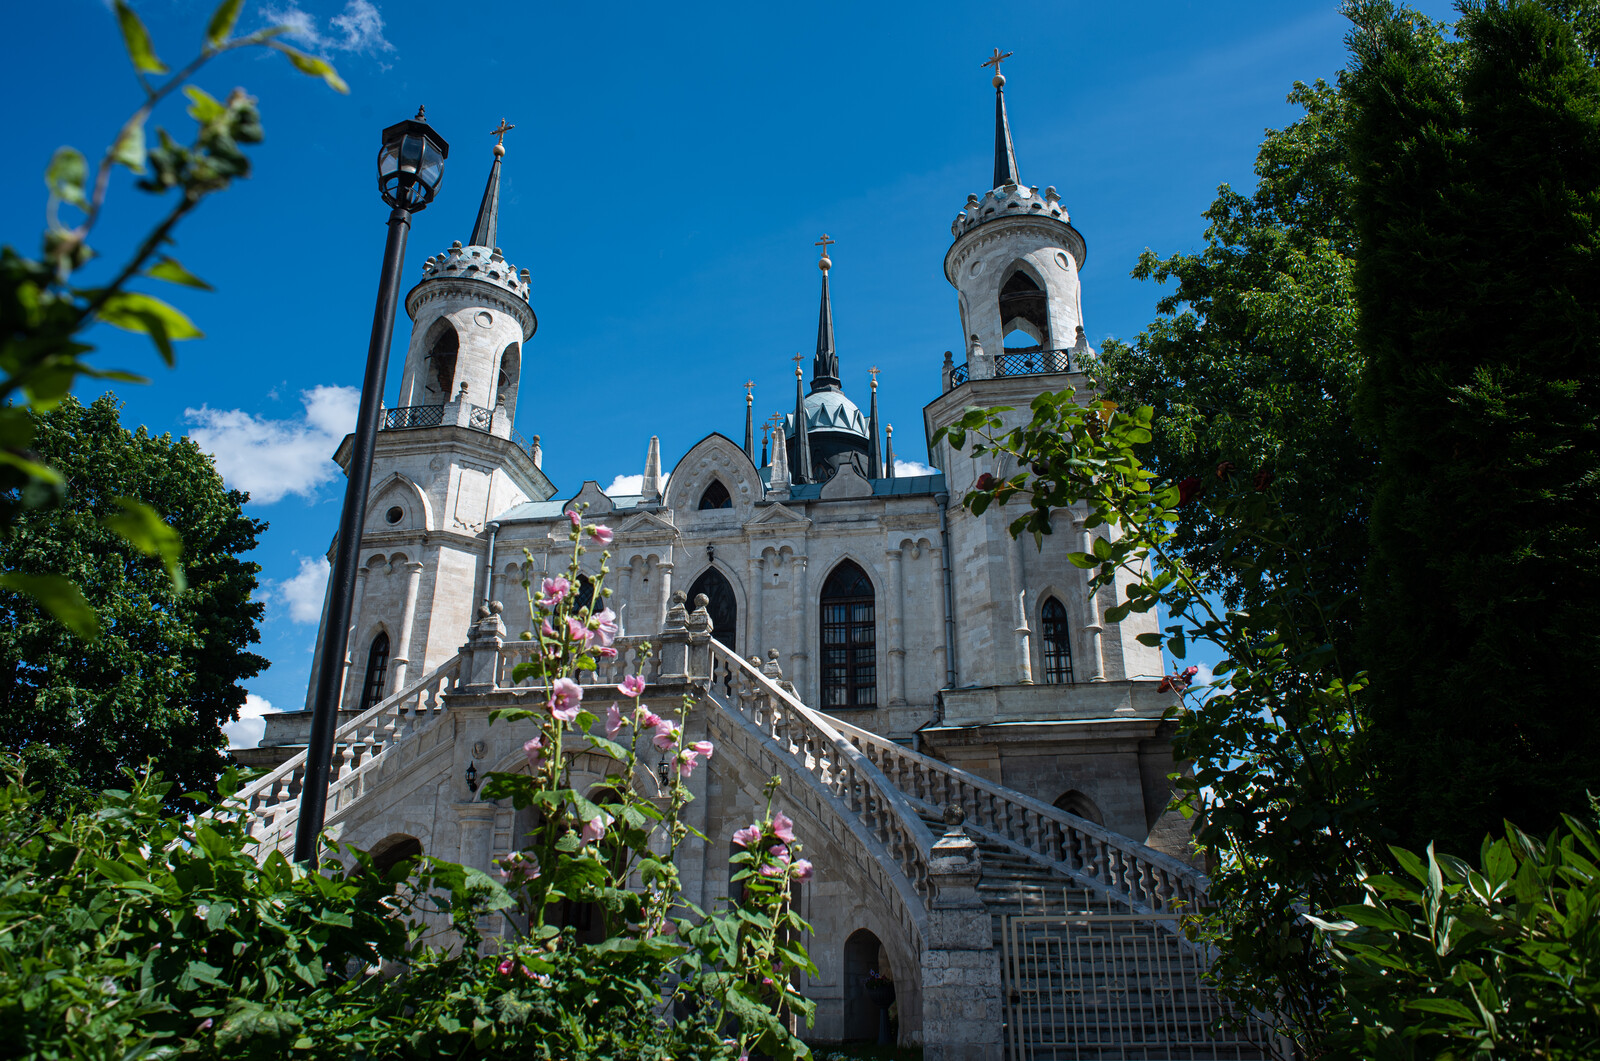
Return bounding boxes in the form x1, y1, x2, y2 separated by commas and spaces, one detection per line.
999, 268, 1049, 351
820, 561, 875, 708
360, 632, 390, 710
687, 567, 737, 652
698, 480, 733, 509
1041, 596, 1074, 684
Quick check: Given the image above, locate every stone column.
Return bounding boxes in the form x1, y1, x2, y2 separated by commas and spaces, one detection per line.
339, 562, 371, 708
654, 559, 675, 635
790, 555, 809, 704
921, 807, 1003, 1061
931, 543, 950, 688
886, 547, 907, 705
1015, 589, 1033, 684
391, 559, 425, 690
455, 800, 497, 870
747, 553, 765, 657
657, 591, 691, 684
461, 602, 506, 693
615, 559, 634, 636
1073, 514, 1106, 682
1006, 533, 1030, 685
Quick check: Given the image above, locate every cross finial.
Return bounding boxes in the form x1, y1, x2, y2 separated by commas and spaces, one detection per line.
870, 365, 880, 391
814, 233, 835, 254
792, 352, 804, 377
982, 48, 1012, 73
491, 119, 515, 146
744, 380, 755, 401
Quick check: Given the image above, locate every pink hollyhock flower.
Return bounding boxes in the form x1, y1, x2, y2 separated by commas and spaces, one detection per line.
772, 811, 795, 844
732, 823, 762, 848
498, 958, 514, 975
759, 861, 783, 878
768, 844, 790, 863
581, 812, 613, 844
652, 719, 677, 751
541, 576, 570, 603
540, 618, 557, 639
594, 607, 618, 646
605, 702, 625, 738
618, 674, 646, 698
567, 510, 581, 528
587, 524, 614, 545
597, 645, 618, 658
677, 749, 701, 778
639, 708, 661, 729
566, 616, 592, 644
691, 740, 714, 759
792, 859, 814, 882
496, 851, 540, 882
548, 677, 583, 722
523, 735, 545, 770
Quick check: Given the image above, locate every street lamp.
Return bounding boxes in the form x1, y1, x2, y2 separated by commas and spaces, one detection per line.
295, 108, 450, 864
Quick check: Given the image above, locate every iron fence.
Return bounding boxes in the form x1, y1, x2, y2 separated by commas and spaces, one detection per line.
382, 404, 444, 430
467, 404, 495, 431
948, 348, 1075, 389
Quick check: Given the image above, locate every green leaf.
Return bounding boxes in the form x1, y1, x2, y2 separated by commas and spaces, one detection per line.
1066, 551, 1097, 569
272, 44, 349, 93
1403, 997, 1479, 1022
183, 85, 227, 124
45, 147, 88, 208
1135, 632, 1164, 647
205, 0, 243, 46
95, 290, 203, 365
146, 255, 213, 291
114, 0, 168, 74
104, 498, 186, 592
0, 573, 99, 639
110, 118, 146, 174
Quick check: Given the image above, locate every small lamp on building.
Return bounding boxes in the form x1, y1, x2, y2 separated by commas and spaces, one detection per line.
464, 761, 478, 794
295, 108, 451, 865
657, 754, 672, 791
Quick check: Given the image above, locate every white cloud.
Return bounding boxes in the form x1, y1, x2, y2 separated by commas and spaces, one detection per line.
279, 555, 330, 623
604, 473, 669, 497
893, 459, 939, 477
224, 693, 275, 749
261, 0, 394, 53
186, 385, 359, 504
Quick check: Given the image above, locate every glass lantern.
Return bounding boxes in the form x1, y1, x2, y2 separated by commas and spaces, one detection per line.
377, 109, 450, 211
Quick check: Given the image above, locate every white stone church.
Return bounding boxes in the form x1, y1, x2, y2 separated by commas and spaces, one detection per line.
240, 61, 1275, 1061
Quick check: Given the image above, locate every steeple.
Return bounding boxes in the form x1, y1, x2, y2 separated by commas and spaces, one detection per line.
759, 422, 769, 467
983, 49, 1020, 189
743, 381, 756, 463
769, 412, 791, 498
885, 424, 896, 479
469, 120, 514, 249
643, 435, 663, 503
867, 367, 882, 478
791, 359, 814, 485
811, 235, 841, 392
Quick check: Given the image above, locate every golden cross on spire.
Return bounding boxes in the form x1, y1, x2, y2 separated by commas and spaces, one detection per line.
745, 380, 755, 400
490, 119, 515, 146
982, 48, 1013, 73
814, 234, 835, 261
869, 365, 881, 390
792, 352, 804, 376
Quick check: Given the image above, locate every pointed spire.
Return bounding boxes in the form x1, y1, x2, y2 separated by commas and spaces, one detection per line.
811, 235, 840, 392
470, 123, 513, 249
885, 424, 896, 479
770, 413, 791, 497
760, 422, 769, 468
982, 49, 1020, 189
791, 357, 813, 485
743, 381, 756, 463
867, 367, 882, 479
644, 435, 662, 503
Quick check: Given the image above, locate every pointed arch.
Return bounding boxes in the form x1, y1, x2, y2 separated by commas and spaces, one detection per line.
1053, 789, 1103, 826
1040, 594, 1075, 684
687, 566, 737, 652
697, 479, 733, 510
496, 341, 521, 423
999, 262, 1049, 351
820, 559, 876, 708
359, 631, 391, 710
367, 472, 433, 532
421, 316, 460, 397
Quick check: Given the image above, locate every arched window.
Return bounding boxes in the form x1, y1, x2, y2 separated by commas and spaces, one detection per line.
687, 567, 737, 652
821, 561, 875, 708
370, 834, 422, 876
698, 480, 733, 510
1054, 789, 1104, 826
999, 269, 1049, 351
1041, 596, 1074, 684
424, 319, 459, 397
360, 632, 390, 710
572, 574, 596, 614
496, 341, 521, 420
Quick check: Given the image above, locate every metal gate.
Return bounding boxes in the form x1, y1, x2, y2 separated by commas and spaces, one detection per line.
1000, 910, 1277, 1061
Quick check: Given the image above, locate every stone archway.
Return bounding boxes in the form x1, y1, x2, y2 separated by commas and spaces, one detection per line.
843, 927, 896, 1042
687, 567, 737, 653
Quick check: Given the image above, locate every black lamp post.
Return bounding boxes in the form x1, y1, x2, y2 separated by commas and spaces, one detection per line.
294, 108, 449, 864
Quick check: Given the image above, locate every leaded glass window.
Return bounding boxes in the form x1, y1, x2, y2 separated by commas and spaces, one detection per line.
698, 480, 733, 509
360, 632, 390, 710
1041, 596, 1074, 684
820, 561, 875, 708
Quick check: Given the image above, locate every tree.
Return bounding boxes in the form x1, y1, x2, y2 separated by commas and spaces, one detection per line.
1090, 77, 1372, 633
1348, 0, 1600, 857
0, 394, 266, 809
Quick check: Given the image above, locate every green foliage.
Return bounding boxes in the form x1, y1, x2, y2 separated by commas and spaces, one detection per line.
1, 0, 345, 632
1310, 816, 1600, 1058
1347, 0, 1600, 856
0, 394, 266, 812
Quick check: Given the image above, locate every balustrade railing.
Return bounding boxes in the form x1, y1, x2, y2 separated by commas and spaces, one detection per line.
231, 655, 462, 854
495, 635, 661, 692
947, 347, 1076, 389
383, 404, 445, 430
823, 711, 1208, 917
707, 639, 937, 901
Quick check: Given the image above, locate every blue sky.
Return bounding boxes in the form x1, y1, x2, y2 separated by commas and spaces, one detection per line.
4, 0, 1455, 742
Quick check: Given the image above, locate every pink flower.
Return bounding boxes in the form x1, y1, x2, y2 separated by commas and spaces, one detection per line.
567, 510, 581, 528
652, 719, 677, 751
768, 844, 790, 863
772, 811, 795, 844
759, 861, 783, 879
566, 616, 593, 644
605, 702, 625, 738
792, 859, 814, 882
597, 645, 618, 658
523, 735, 545, 770
587, 524, 614, 545
691, 739, 714, 760
548, 677, 583, 722
581, 812, 613, 843
677, 748, 701, 778
498, 958, 514, 975
619, 674, 647, 698
639, 709, 661, 729
541, 576, 570, 603
594, 607, 618, 646
540, 618, 557, 639
732, 823, 761, 848
496, 851, 540, 882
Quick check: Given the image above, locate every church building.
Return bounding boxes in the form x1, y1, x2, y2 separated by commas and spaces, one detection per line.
242, 56, 1256, 1058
